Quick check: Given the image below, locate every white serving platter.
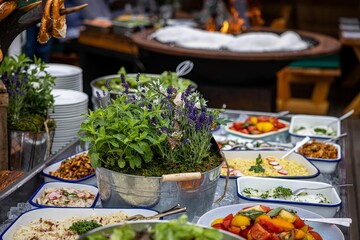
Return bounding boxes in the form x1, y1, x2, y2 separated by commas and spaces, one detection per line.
29, 182, 99, 208
221, 150, 320, 179
41, 151, 96, 186
197, 203, 344, 240
225, 119, 290, 139
1, 208, 158, 240
236, 176, 341, 217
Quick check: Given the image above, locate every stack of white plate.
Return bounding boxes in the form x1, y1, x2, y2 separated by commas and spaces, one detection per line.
46, 63, 83, 91
50, 89, 89, 153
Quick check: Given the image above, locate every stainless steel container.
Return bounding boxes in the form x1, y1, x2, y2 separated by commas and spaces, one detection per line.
9, 130, 54, 172
96, 163, 222, 222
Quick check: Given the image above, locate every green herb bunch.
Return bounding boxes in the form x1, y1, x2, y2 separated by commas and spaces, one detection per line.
0, 54, 56, 132
79, 74, 226, 176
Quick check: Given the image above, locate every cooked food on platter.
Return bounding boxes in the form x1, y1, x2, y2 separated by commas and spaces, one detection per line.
293, 125, 336, 137
240, 186, 331, 204
1, 208, 158, 240
49, 152, 94, 180
221, 154, 309, 177
226, 116, 289, 139
209, 205, 323, 240
297, 140, 338, 159
35, 187, 97, 207
0, 170, 23, 192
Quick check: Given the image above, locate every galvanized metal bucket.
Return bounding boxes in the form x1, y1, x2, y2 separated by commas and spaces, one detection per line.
96, 163, 222, 221
9, 130, 54, 172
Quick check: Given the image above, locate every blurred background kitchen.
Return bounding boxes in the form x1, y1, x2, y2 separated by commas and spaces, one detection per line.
6, 0, 360, 116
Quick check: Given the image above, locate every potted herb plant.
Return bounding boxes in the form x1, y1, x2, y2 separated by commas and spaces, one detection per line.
0, 54, 56, 171
79, 75, 227, 220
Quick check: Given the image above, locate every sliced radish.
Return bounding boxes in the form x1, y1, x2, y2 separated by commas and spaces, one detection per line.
269, 161, 279, 166
273, 165, 282, 170
278, 169, 288, 175
48, 191, 62, 200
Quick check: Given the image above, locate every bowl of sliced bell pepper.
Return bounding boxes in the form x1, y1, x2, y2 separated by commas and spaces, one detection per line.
226, 116, 289, 139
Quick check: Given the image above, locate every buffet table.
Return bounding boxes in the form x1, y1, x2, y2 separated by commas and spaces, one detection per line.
0, 110, 358, 239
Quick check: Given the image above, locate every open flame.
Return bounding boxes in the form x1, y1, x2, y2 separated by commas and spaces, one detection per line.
206, 0, 264, 34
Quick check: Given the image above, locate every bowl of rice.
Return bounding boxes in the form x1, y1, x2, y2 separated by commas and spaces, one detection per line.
221, 150, 319, 179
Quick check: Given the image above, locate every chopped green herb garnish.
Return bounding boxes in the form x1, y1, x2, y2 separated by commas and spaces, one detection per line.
249, 154, 265, 173
313, 128, 327, 134
239, 210, 266, 220
69, 220, 102, 235
272, 186, 293, 198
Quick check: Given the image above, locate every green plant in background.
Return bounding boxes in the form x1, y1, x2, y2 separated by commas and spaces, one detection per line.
79, 74, 227, 176
0, 54, 56, 132
94, 66, 193, 94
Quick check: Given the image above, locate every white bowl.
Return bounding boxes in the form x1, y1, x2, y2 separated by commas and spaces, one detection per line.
295, 141, 342, 174
197, 203, 344, 240
1, 208, 158, 240
28, 182, 99, 208
289, 115, 341, 144
221, 150, 320, 179
41, 151, 96, 186
236, 177, 341, 217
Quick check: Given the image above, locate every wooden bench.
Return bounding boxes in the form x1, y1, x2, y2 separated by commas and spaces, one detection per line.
276, 55, 341, 115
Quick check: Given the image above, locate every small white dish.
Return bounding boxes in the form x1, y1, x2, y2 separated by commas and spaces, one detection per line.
289, 115, 341, 144
41, 151, 96, 186
29, 182, 99, 208
236, 177, 342, 217
221, 150, 320, 179
1, 208, 158, 240
197, 203, 344, 240
295, 141, 342, 174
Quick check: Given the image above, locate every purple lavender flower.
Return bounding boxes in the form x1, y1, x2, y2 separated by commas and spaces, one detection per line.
102, 90, 106, 97
106, 79, 111, 92
161, 126, 169, 133
136, 73, 140, 82
181, 85, 192, 101
151, 117, 157, 125
148, 104, 153, 111
195, 118, 201, 131
121, 74, 129, 94
161, 112, 167, 119
96, 91, 102, 101
199, 109, 207, 125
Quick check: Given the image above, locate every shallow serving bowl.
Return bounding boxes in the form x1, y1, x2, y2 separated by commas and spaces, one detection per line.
236, 177, 341, 217
28, 182, 99, 208
41, 151, 96, 186
197, 203, 344, 240
1, 208, 158, 240
289, 115, 341, 144
221, 150, 320, 179
79, 220, 243, 240
295, 141, 342, 174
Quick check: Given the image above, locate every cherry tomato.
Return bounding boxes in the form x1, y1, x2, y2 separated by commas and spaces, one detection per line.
257, 216, 284, 233
250, 223, 271, 240
233, 122, 243, 130
240, 129, 250, 134
309, 231, 323, 240
212, 223, 226, 230
268, 233, 281, 240
240, 227, 250, 238
293, 216, 305, 229
228, 226, 241, 235
222, 214, 234, 229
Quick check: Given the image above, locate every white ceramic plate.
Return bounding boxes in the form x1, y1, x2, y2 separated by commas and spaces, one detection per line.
225, 119, 290, 139
236, 177, 341, 217
221, 150, 320, 179
28, 182, 99, 208
45, 63, 82, 77
197, 203, 344, 240
52, 89, 88, 106
1, 208, 158, 240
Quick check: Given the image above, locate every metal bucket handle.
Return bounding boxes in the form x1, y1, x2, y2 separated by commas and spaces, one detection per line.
162, 172, 201, 182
